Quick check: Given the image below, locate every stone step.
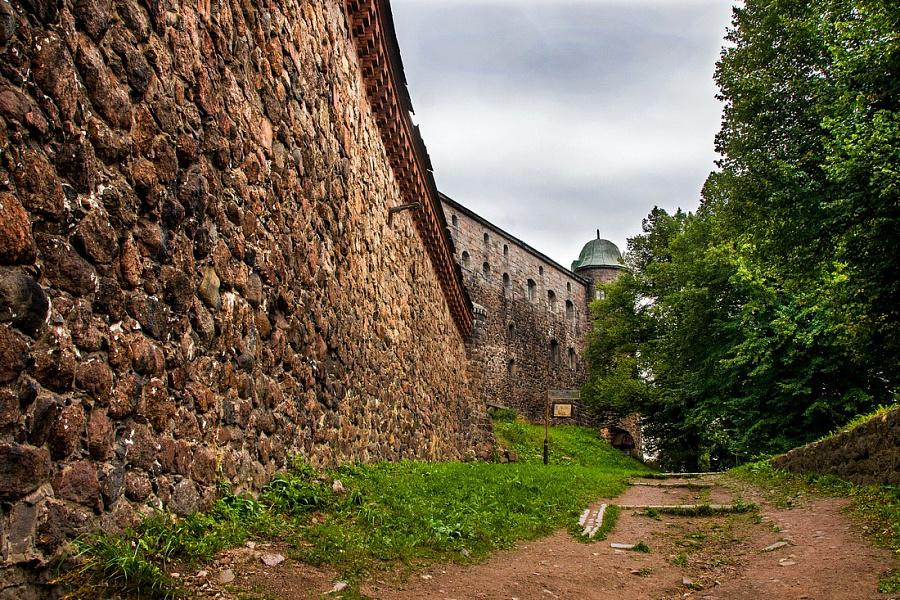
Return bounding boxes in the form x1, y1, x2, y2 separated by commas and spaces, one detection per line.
637, 472, 719, 478
618, 504, 735, 511
578, 503, 607, 538
630, 481, 713, 488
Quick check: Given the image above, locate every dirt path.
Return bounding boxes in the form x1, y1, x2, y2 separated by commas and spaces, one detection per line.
193, 475, 897, 600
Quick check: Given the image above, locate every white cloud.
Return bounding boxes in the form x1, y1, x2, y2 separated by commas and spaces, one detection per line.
390, 0, 733, 265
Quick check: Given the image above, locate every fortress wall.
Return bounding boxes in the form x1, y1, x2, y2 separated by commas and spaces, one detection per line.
0, 0, 491, 582
771, 408, 900, 486
441, 196, 592, 424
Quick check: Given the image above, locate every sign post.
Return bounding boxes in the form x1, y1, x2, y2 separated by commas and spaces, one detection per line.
544, 389, 580, 465
543, 390, 550, 465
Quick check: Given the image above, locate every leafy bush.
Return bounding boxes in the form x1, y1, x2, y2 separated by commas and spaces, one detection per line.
488, 406, 519, 422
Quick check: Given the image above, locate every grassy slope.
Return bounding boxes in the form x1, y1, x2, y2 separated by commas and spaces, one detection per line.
300, 423, 649, 574
60, 423, 648, 599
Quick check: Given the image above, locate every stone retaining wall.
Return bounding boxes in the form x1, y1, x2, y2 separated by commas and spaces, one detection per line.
770, 408, 900, 486
0, 0, 492, 593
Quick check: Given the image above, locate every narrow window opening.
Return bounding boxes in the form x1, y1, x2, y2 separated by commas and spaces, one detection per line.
507, 322, 516, 340
568, 347, 576, 369
484, 232, 490, 244
451, 214, 458, 227
502, 273, 510, 287
566, 299, 575, 320
482, 262, 491, 277
550, 339, 559, 364
461, 251, 470, 268
526, 279, 536, 301
508, 359, 517, 378
539, 266, 544, 276
503, 244, 509, 257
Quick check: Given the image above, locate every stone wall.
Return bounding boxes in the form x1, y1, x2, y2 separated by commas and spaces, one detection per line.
441, 195, 592, 425
0, 0, 492, 590
770, 408, 900, 486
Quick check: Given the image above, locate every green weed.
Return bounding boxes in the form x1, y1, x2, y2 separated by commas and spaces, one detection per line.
631, 541, 651, 553
643, 507, 661, 520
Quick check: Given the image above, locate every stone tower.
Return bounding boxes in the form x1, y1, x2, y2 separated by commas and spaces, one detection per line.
571, 231, 624, 303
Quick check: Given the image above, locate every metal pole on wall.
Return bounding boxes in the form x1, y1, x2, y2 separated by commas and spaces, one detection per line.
544, 389, 549, 465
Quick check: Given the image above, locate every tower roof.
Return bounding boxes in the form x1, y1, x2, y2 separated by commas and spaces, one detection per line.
571, 232, 623, 271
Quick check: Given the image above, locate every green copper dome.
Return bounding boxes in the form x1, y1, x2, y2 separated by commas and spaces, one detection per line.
571, 232, 623, 271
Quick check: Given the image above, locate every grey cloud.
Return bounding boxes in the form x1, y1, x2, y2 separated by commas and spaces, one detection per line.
391, 0, 734, 265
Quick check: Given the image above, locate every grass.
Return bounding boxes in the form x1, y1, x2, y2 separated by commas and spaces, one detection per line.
731, 461, 900, 592
493, 420, 647, 471
54, 488, 284, 599
821, 403, 898, 440
58, 423, 648, 599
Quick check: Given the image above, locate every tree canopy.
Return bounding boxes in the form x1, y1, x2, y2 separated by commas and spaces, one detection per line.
583, 0, 898, 470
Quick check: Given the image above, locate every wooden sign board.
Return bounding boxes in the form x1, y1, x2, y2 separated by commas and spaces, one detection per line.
553, 403, 573, 418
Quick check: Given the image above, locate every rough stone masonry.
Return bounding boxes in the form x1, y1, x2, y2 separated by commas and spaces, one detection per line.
0, 0, 493, 592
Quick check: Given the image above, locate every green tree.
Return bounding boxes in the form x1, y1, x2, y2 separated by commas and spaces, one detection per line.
584, 0, 898, 470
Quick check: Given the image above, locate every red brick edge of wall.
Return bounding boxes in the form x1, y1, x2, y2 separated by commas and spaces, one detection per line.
343, 0, 473, 339
770, 408, 900, 486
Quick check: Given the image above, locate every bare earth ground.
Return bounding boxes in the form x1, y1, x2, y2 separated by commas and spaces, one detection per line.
186, 475, 898, 600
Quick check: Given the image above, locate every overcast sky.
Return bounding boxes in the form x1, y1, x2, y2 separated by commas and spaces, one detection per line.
389, 0, 737, 268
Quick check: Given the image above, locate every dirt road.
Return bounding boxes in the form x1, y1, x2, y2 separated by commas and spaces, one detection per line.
199, 474, 897, 600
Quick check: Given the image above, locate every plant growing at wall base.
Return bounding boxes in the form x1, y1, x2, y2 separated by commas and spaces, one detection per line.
57, 436, 649, 598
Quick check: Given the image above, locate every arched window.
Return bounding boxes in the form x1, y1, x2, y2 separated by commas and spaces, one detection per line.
539, 266, 544, 275
503, 244, 509, 257
566, 299, 575, 320
461, 251, 470, 268
507, 322, 516, 340
451, 214, 458, 227
526, 279, 536, 301
567, 282, 572, 293
484, 232, 490, 244
568, 347, 576, 369
502, 272, 510, 288
482, 262, 491, 277
548, 290, 557, 312
507, 359, 517, 378
549, 339, 559, 364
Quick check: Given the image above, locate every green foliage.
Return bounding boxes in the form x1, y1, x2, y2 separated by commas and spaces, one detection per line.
488, 406, 519, 423
823, 404, 899, 439
583, 0, 900, 469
